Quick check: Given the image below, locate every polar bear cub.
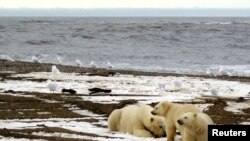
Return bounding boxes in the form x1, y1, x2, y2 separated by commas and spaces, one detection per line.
177, 112, 214, 141
151, 101, 201, 141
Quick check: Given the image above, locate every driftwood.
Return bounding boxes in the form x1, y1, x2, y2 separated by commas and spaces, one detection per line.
174, 99, 206, 104
197, 94, 245, 102
86, 71, 115, 77
88, 88, 112, 95
79, 93, 162, 97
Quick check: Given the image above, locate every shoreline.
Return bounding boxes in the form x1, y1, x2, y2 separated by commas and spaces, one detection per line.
1, 59, 250, 82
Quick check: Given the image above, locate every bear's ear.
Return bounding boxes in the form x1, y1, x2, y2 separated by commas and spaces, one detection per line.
150, 117, 154, 122
162, 101, 168, 106
162, 102, 169, 111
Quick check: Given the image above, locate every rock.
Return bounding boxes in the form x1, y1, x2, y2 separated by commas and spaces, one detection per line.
62, 88, 77, 94
4, 90, 16, 93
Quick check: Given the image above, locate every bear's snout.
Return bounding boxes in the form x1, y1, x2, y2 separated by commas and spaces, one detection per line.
154, 135, 159, 138
154, 132, 166, 138
151, 111, 156, 115
177, 119, 183, 125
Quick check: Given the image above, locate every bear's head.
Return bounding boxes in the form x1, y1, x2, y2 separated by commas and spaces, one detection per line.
151, 101, 170, 116
147, 116, 166, 138
177, 112, 196, 128
177, 112, 205, 134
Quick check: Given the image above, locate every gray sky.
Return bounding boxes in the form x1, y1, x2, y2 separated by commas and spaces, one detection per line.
1, 0, 250, 8
0, 0, 250, 16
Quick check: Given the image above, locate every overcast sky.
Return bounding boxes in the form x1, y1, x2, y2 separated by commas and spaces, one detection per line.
1, 0, 250, 8
0, 0, 249, 16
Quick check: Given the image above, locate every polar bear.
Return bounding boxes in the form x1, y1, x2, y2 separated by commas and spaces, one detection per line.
177, 112, 214, 141
151, 101, 200, 141
108, 104, 166, 138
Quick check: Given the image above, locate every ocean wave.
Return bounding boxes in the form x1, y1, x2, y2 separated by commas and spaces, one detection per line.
0, 25, 4, 29
161, 36, 183, 42
207, 28, 221, 32
142, 56, 164, 59
126, 34, 144, 40
69, 27, 85, 32
16, 28, 28, 33
71, 33, 81, 38
231, 20, 250, 24
20, 20, 53, 24
0, 25, 5, 32
227, 44, 250, 50
25, 40, 55, 45
203, 21, 250, 25
204, 22, 232, 25
149, 25, 163, 29
71, 33, 95, 39
81, 35, 95, 39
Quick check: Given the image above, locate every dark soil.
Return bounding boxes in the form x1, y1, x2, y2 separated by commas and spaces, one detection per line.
0, 127, 102, 141
205, 100, 250, 124
0, 91, 249, 140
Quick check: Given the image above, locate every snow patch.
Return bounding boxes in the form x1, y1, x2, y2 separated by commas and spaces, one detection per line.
224, 102, 250, 114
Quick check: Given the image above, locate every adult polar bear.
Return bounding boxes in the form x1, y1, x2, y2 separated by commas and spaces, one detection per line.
177, 112, 214, 141
108, 104, 166, 138
151, 101, 200, 141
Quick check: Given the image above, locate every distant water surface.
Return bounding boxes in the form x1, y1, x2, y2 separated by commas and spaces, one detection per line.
0, 17, 250, 75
